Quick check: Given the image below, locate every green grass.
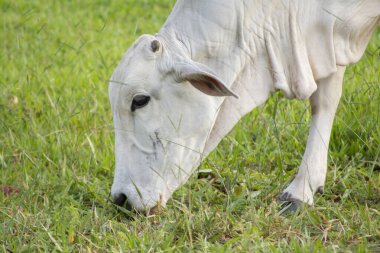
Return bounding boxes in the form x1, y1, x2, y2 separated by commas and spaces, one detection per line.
1, 0, 379, 252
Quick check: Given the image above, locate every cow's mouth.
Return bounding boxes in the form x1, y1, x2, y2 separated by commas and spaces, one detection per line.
112, 192, 165, 215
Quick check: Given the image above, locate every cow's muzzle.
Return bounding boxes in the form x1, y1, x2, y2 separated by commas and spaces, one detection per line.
112, 192, 163, 215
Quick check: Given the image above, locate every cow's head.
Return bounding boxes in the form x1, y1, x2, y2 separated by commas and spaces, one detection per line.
109, 35, 237, 211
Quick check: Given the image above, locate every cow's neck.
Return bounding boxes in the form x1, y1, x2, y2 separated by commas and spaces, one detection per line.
157, 0, 380, 157
157, 1, 277, 157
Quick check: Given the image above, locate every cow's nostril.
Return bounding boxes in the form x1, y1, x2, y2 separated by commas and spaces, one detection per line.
113, 193, 133, 211
113, 193, 127, 206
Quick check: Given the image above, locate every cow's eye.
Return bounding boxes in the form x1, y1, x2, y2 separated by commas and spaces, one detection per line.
131, 94, 150, 112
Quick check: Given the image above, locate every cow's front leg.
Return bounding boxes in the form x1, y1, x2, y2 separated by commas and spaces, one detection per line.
278, 66, 346, 211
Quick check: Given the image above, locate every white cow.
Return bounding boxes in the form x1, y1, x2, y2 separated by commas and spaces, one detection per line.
109, 0, 380, 212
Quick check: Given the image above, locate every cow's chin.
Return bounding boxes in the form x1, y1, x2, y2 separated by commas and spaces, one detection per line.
128, 190, 171, 213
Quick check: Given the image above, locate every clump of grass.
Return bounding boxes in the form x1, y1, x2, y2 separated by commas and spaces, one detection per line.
1, 1, 379, 251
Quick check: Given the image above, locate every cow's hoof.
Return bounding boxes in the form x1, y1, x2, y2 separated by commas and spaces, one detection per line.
277, 192, 294, 202
277, 192, 306, 214
316, 186, 324, 194
278, 199, 304, 214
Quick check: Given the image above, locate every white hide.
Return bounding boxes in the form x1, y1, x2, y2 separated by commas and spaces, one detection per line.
110, 0, 380, 210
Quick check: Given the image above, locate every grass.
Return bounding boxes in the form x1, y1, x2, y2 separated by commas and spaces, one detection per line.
0, 0, 379, 251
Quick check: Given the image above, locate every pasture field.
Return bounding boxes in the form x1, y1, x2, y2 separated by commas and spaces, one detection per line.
1, 0, 379, 252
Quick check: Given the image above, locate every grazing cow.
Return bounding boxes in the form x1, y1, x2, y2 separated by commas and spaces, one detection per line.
109, 0, 380, 212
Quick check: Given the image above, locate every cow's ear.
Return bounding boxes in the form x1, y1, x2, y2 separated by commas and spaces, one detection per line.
175, 62, 239, 98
